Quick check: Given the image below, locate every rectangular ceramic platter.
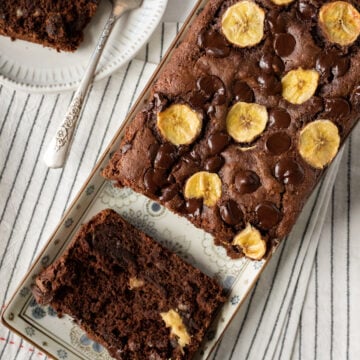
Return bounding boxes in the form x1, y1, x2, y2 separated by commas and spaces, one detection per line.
0, 0, 334, 359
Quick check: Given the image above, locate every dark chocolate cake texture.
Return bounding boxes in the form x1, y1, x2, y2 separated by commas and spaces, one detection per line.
0, 0, 99, 51
32, 209, 225, 360
102, 0, 360, 260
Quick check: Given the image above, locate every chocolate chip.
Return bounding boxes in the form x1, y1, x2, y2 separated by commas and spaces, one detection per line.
154, 143, 177, 169
298, 2, 317, 20
186, 198, 202, 216
332, 57, 350, 78
316, 51, 336, 78
204, 156, 225, 172
255, 202, 282, 230
188, 91, 207, 109
269, 108, 291, 129
257, 74, 282, 96
316, 50, 348, 80
160, 184, 179, 202
208, 132, 231, 155
274, 33, 296, 57
232, 80, 254, 102
324, 98, 351, 119
197, 75, 225, 99
266, 132, 292, 155
235, 170, 261, 194
274, 158, 304, 186
220, 200, 243, 225
143, 168, 167, 193
198, 29, 230, 58
259, 53, 284, 75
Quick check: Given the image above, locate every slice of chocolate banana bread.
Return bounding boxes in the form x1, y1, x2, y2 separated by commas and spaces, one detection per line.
0, 0, 99, 51
32, 209, 225, 360
102, 0, 360, 260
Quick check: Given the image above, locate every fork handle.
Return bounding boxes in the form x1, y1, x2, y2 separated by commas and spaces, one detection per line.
43, 13, 119, 169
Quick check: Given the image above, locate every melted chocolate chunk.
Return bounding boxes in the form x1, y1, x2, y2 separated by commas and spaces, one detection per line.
298, 2, 317, 20
208, 132, 231, 155
324, 98, 351, 119
198, 29, 230, 58
186, 199, 202, 217
154, 143, 177, 169
274, 158, 304, 186
332, 57, 350, 78
148, 143, 160, 162
235, 170, 261, 194
259, 53, 284, 75
204, 156, 225, 172
316, 51, 349, 80
269, 108, 291, 129
188, 92, 207, 109
220, 200, 243, 225
274, 33, 296, 57
232, 80, 254, 102
144, 168, 167, 193
197, 75, 226, 102
160, 184, 179, 202
257, 74, 282, 96
266, 132, 292, 155
256, 202, 282, 230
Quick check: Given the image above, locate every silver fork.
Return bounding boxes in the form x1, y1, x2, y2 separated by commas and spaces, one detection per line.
44, 0, 143, 168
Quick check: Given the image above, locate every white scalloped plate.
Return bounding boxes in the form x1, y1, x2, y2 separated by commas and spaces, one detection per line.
0, 0, 167, 93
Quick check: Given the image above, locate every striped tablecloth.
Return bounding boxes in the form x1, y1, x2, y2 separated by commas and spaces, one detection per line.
0, 1, 359, 359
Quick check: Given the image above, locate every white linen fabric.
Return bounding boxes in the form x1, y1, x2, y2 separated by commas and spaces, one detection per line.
0, 8, 359, 360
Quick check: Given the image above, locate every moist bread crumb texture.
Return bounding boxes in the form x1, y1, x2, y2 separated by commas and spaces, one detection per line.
32, 209, 225, 360
103, 0, 360, 260
0, 0, 99, 51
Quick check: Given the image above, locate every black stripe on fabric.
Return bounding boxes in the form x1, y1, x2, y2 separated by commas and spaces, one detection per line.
0, 84, 3, 97
278, 292, 296, 360
299, 313, 302, 360
330, 188, 335, 360
0, 95, 40, 222
61, 77, 112, 215
346, 137, 351, 360
211, 341, 221, 360
160, 22, 165, 60
28, 167, 61, 266
0, 90, 16, 137
227, 282, 260, 360
13, 338, 24, 360
92, 62, 132, 166
0, 96, 42, 272
0, 94, 30, 182
0, 96, 59, 307
241, 240, 287, 360
0, 330, 11, 360
261, 182, 325, 360
314, 252, 318, 360
27, 94, 79, 265
126, 54, 148, 115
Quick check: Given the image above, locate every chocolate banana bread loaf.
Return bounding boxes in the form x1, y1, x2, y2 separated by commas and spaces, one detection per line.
0, 0, 99, 51
102, 0, 360, 260
32, 209, 225, 360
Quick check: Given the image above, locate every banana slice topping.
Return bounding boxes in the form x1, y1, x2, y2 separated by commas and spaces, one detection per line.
221, 1, 265, 48
184, 172, 222, 207
233, 223, 266, 260
319, 1, 360, 46
298, 120, 340, 169
226, 102, 268, 143
157, 104, 202, 146
281, 68, 319, 105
